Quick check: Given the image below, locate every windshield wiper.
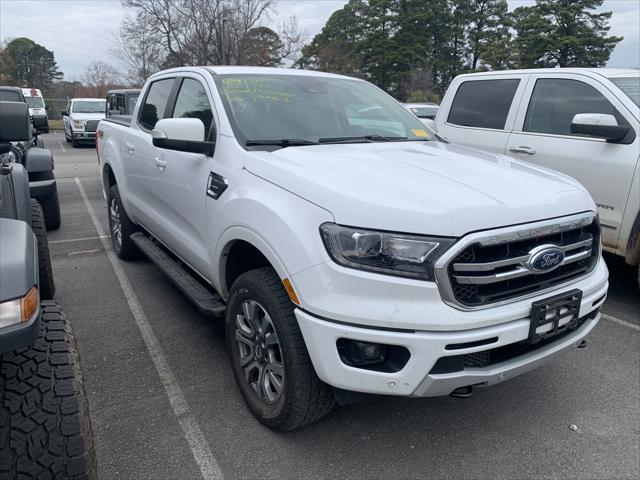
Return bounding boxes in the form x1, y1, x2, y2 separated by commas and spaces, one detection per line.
318, 135, 431, 144
245, 139, 318, 147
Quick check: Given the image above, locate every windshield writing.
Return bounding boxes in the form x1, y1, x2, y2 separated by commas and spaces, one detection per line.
215, 74, 434, 147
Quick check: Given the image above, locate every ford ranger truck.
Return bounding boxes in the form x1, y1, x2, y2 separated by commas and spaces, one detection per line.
97, 67, 609, 431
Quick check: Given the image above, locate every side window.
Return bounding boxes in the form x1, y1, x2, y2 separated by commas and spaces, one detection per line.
447, 79, 520, 130
524, 78, 619, 136
139, 78, 175, 131
171, 78, 214, 136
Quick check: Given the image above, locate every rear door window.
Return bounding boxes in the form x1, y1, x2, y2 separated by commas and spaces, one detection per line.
139, 78, 175, 131
447, 79, 520, 130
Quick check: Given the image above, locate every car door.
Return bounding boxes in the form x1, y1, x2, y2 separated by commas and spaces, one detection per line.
506, 73, 639, 251
121, 76, 177, 230
436, 74, 528, 155
150, 75, 218, 275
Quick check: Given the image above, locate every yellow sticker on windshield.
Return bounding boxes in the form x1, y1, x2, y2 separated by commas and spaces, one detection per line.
411, 129, 429, 138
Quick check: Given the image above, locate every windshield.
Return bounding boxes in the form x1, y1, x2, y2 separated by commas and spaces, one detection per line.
610, 77, 640, 107
72, 100, 106, 113
0, 91, 20, 102
25, 96, 45, 108
214, 74, 435, 147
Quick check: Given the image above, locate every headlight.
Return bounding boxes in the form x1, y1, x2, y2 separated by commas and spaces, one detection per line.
0, 287, 39, 328
73, 120, 85, 129
320, 223, 455, 281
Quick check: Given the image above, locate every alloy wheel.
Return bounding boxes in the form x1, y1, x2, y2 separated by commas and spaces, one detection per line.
234, 300, 284, 404
109, 198, 122, 251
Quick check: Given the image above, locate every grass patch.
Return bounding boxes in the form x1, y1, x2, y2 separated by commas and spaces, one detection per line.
48, 119, 64, 130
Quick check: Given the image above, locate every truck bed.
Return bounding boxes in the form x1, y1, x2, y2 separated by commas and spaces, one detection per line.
104, 115, 132, 127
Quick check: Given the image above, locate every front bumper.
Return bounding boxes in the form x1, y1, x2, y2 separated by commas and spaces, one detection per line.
72, 131, 96, 141
295, 261, 608, 397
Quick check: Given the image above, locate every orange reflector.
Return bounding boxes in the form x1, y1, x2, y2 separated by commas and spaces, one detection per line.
20, 287, 38, 322
282, 278, 300, 305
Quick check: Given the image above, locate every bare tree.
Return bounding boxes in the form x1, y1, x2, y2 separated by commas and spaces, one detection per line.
112, 12, 164, 86
120, 0, 277, 67
83, 61, 121, 97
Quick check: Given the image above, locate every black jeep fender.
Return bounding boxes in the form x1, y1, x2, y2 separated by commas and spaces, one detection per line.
24, 147, 57, 198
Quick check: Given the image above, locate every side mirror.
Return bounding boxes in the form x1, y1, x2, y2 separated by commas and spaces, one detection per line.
61, 110, 68, 117
152, 118, 214, 155
45, 105, 50, 111
571, 113, 629, 142
0, 102, 32, 142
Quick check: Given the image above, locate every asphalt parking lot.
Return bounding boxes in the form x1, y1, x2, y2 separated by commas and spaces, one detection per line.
42, 131, 639, 479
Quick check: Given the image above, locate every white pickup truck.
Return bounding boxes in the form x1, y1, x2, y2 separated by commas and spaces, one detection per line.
97, 66, 608, 431
434, 68, 640, 286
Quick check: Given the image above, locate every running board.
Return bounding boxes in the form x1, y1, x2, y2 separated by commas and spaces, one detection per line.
130, 232, 226, 317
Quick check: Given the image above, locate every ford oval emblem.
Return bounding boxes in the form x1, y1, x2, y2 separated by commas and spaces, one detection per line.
526, 245, 565, 273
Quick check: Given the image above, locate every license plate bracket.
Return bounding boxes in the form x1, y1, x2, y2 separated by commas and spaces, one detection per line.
529, 289, 582, 344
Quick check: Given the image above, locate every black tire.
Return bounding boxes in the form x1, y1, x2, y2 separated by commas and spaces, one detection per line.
40, 186, 62, 231
35, 137, 45, 148
0, 302, 98, 479
226, 267, 334, 431
107, 185, 138, 260
31, 199, 55, 300
71, 138, 78, 148
65, 132, 71, 143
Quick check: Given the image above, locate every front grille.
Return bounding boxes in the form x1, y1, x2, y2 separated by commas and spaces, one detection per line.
85, 120, 99, 132
445, 216, 600, 307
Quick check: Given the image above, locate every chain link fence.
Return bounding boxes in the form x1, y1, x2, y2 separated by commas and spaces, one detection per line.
44, 99, 69, 120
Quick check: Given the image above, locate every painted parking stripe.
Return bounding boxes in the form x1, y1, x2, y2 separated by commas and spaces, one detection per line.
58, 140, 66, 153
49, 235, 109, 244
74, 177, 224, 480
602, 313, 640, 332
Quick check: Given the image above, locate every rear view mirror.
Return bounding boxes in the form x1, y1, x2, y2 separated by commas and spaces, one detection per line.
571, 113, 629, 142
152, 118, 214, 155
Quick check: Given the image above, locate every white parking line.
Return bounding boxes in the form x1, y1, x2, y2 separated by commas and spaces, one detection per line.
49, 235, 109, 244
74, 177, 224, 480
602, 313, 640, 332
58, 141, 66, 153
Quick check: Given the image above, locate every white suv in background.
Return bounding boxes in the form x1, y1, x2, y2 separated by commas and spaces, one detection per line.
62, 98, 106, 147
434, 69, 640, 286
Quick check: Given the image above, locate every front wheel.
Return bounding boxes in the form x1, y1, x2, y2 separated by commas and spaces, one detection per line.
226, 267, 334, 431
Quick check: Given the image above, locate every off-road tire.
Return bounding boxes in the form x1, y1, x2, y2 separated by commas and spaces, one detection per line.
107, 185, 138, 260
31, 199, 55, 299
0, 301, 98, 479
226, 267, 335, 431
41, 186, 62, 231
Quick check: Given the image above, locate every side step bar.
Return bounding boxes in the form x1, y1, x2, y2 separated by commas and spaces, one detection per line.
130, 232, 226, 317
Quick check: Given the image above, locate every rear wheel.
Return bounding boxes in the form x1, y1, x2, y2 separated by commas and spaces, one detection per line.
41, 185, 62, 231
31, 199, 55, 299
0, 302, 98, 479
107, 185, 138, 260
226, 267, 334, 431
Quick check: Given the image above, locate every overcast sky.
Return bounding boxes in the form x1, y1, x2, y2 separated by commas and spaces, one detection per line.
0, 0, 638, 81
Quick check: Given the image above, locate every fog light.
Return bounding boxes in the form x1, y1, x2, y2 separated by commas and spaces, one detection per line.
338, 339, 387, 367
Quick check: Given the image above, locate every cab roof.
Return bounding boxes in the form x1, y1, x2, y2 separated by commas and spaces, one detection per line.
460, 67, 638, 80
154, 65, 364, 82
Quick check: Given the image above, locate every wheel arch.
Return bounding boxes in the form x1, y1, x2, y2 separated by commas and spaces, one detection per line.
216, 227, 290, 300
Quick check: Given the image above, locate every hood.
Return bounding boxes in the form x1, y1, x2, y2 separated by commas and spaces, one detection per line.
70, 112, 105, 121
244, 141, 595, 237
29, 108, 47, 116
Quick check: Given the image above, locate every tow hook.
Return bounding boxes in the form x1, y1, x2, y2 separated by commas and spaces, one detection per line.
577, 339, 587, 349
449, 386, 473, 399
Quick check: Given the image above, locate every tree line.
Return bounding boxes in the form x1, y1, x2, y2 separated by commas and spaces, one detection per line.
298, 0, 623, 101
1, 0, 623, 104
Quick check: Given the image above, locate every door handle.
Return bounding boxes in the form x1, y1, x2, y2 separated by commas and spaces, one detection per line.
154, 157, 167, 170
125, 142, 135, 153
509, 146, 536, 155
